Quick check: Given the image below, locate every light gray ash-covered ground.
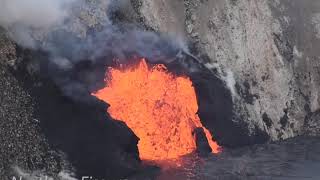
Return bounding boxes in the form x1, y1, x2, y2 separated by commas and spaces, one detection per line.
0, 0, 320, 179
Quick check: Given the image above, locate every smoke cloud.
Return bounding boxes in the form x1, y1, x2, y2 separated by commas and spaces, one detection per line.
0, 0, 73, 28
0, 0, 187, 101
0, 0, 76, 47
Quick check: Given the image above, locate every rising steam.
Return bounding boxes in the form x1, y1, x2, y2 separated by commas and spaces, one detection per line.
0, 0, 76, 48
0, 0, 184, 62
0, 0, 187, 101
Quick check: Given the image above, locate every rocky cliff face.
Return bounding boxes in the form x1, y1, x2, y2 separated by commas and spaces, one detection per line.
131, 0, 320, 142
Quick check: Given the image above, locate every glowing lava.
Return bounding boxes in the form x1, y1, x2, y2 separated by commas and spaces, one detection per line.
92, 59, 220, 161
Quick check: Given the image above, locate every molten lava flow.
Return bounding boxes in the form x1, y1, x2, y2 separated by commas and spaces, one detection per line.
92, 59, 220, 161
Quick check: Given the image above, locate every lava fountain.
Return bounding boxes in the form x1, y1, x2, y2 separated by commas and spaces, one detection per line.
92, 59, 220, 161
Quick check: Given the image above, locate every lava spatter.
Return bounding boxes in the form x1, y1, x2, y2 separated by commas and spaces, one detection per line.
93, 59, 220, 161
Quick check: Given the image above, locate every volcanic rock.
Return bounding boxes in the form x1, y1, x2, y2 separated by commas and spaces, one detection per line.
0, 28, 141, 179
0, 29, 65, 179
1, 0, 320, 179
130, 0, 320, 146
193, 127, 212, 156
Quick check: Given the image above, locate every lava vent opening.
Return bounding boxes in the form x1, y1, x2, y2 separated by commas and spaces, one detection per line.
92, 58, 220, 161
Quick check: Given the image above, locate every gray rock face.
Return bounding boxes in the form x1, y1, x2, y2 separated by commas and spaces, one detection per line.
131, 0, 320, 142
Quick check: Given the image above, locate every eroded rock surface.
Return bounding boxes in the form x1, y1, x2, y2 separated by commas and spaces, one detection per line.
132, 0, 320, 144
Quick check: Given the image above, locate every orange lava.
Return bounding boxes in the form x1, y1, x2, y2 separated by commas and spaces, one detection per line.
92, 59, 220, 161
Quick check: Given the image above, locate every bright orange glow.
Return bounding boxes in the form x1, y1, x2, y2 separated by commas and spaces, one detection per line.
92, 59, 220, 161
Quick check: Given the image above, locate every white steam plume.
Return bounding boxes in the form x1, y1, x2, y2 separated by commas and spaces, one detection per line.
0, 0, 76, 47
0, 0, 187, 101
0, 0, 74, 28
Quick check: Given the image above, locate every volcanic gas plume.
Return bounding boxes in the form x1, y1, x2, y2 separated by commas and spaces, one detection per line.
93, 59, 220, 161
